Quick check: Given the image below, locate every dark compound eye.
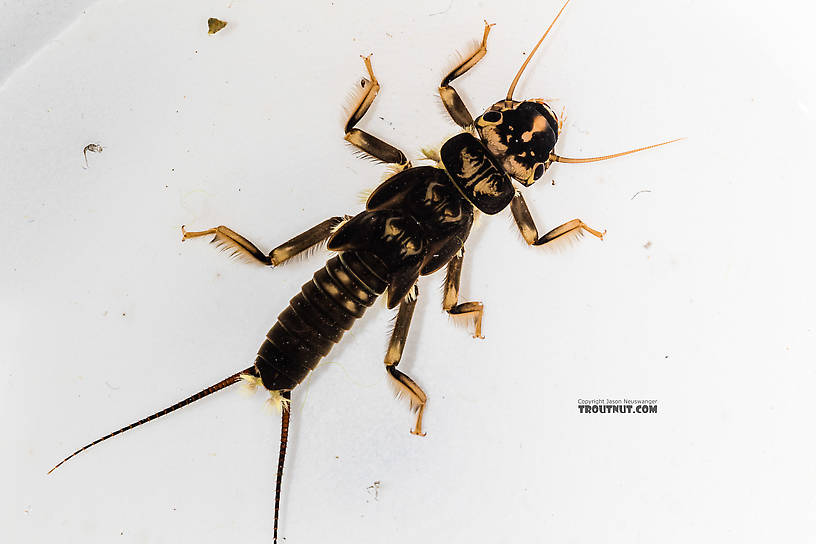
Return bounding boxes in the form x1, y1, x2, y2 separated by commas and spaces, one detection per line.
533, 163, 545, 180
482, 111, 502, 124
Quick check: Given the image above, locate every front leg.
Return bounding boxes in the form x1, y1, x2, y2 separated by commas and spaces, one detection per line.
439, 20, 494, 128
181, 216, 349, 266
510, 192, 605, 247
443, 249, 484, 339
344, 55, 410, 168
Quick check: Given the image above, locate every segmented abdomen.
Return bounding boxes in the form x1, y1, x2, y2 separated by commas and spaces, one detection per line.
254, 251, 388, 391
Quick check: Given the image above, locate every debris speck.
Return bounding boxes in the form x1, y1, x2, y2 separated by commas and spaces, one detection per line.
83, 143, 103, 168
366, 480, 381, 500
208, 18, 227, 34
428, 0, 453, 16
643, 241, 652, 249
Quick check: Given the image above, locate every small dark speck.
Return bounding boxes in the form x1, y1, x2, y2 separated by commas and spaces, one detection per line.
121, 312, 126, 317
83, 143, 103, 168
665, 355, 669, 359
165, 185, 169, 189
551, 179, 556, 186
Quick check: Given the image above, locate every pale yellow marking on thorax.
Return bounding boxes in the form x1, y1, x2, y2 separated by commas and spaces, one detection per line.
459, 149, 485, 179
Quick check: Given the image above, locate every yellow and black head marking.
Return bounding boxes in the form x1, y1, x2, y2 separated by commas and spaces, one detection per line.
466, 0, 569, 186
475, 99, 559, 185
470, 0, 680, 187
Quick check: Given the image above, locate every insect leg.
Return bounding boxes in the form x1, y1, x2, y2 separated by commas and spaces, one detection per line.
510, 192, 605, 247
439, 20, 494, 128
385, 285, 427, 436
344, 55, 410, 168
443, 249, 484, 339
181, 216, 350, 266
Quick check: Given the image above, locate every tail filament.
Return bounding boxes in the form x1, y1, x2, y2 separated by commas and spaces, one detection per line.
274, 391, 292, 544
48, 366, 257, 474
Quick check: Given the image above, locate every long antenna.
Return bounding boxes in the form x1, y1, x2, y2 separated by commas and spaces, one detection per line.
48, 366, 257, 474
550, 138, 684, 164
274, 391, 292, 544
506, 0, 572, 100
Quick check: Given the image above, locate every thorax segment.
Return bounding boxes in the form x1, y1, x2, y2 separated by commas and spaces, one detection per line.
439, 132, 515, 215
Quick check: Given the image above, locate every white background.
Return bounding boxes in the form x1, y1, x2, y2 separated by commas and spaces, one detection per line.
3, 1, 815, 542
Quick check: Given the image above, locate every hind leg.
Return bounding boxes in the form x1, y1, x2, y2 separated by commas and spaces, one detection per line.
384, 285, 427, 436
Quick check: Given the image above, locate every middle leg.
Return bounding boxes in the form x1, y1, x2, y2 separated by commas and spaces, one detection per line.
181, 216, 349, 266
344, 55, 410, 168
443, 249, 485, 339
